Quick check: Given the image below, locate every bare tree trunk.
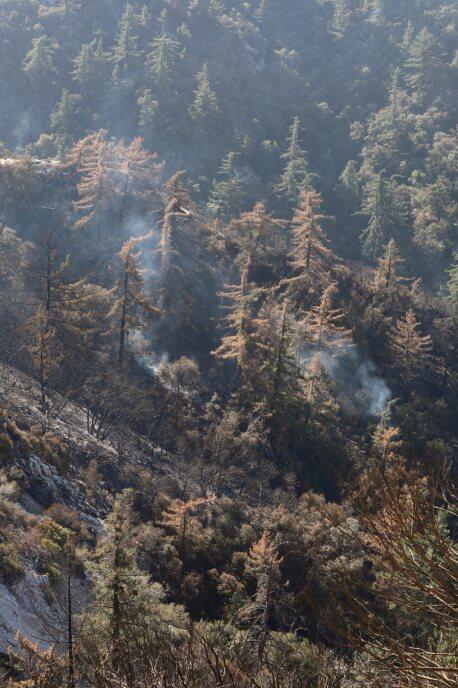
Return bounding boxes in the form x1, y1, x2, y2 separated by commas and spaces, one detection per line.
39, 327, 47, 416
112, 530, 122, 671
67, 569, 75, 688
118, 261, 129, 369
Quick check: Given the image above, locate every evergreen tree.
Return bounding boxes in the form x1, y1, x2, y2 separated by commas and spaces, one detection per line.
0, 228, 30, 362
50, 89, 81, 155
331, 0, 360, 38
94, 490, 141, 667
137, 89, 159, 138
81, 490, 169, 684
198, 397, 267, 497
25, 223, 105, 415
259, 297, 306, 448
189, 63, 220, 122
360, 72, 418, 180
28, 305, 64, 418
282, 190, 336, 309
161, 497, 209, 561
157, 357, 201, 450
225, 201, 286, 278
413, 175, 456, 267
71, 132, 121, 278
23, 36, 56, 84
147, 20, 183, 86
303, 352, 339, 432
302, 283, 352, 349
112, 3, 140, 78
138, 4, 152, 29
373, 238, 405, 293
370, 401, 402, 471
254, 0, 267, 20
72, 38, 107, 94
108, 239, 159, 369
241, 531, 282, 669
404, 28, 446, 104
155, 173, 216, 359
156, 173, 194, 324
212, 255, 264, 380
116, 136, 163, 220
337, 160, 361, 210
275, 117, 313, 210
360, 173, 407, 260
208, 152, 245, 220
446, 257, 458, 316
389, 309, 432, 382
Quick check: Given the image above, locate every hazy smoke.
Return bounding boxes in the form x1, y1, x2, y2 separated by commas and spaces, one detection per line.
13, 112, 33, 149
128, 328, 168, 374
124, 215, 161, 284
301, 344, 391, 417
368, 6, 382, 25
355, 358, 392, 415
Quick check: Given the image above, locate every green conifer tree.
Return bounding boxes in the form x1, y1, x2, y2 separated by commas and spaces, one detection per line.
23, 36, 56, 84
208, 152, 245, 220
112, 3, 140, 78
360, 173, 402, 260
446, 257, 458, 316
80, 491, 176, 684
147, 12, 183, 86
189, 63, 220, 121
155, 173, 216, 359
72, 39, 107, 94
275, 117, 313, 210
50, 89, 81, 155
259, 298, 306, 447
405, 28, 445, 104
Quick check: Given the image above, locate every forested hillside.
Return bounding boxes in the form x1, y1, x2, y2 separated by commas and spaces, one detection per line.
0, 1, 456, 686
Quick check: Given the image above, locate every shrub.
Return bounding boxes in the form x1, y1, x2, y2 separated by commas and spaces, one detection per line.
0, 431, 14, 462
35, 517, 72, 582
0, 541, 24, 584
43, 503, 90, 543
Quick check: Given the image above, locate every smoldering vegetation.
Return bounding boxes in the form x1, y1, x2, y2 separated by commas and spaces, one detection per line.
0, 2, 456, 688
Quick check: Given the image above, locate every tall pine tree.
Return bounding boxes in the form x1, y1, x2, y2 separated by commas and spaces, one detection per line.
275, 117, 313, 211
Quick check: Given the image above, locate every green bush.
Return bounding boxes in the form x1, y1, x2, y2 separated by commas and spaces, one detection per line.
0, 541, 24, 584
0, 431, 14, 462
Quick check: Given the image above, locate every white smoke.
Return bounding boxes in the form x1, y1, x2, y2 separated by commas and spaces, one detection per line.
13, 112, 33, 149
368, 6, 382, 25
124, 215, 160, 283
141, 351, 169, 376
355, 359, 392, 416
300, 344, 391, 417
128, 328, 168, 375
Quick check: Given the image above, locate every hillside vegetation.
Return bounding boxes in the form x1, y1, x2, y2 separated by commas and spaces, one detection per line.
0, 1, 456, 687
